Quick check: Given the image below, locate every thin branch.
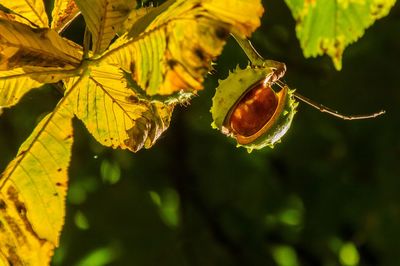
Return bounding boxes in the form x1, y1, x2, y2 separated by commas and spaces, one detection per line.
274, 80, 385, 120
293, 91, 385, 120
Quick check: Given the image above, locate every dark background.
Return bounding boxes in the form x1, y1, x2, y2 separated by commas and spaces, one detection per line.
1, 1, 399, 265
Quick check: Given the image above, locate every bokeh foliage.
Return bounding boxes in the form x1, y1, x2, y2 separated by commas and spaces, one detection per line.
0, 0, 399, 265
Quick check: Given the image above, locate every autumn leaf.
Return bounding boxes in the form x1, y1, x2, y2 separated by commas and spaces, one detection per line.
65, 64, 173, 152
284, 0, 396, 70
0, 94, 75, 265
0, 67, 79, 109
75, 0, 137, 54
0, 0, 49, 28
51, 0, 81, 33
0, 18, 82, 70
102, 0, 264, 95
0, 14, 82, 109
118, 5, 155, 35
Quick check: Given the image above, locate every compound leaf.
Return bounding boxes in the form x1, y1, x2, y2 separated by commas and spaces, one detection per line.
284, 0, 396, 70
75, 0, 136, 54
65, 64, 173, 152
0, 96, 75, 265
102, 0, 264, 96
0, 0, 49, 28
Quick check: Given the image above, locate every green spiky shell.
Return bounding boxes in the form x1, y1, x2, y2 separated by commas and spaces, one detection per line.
210, 65, 298, 151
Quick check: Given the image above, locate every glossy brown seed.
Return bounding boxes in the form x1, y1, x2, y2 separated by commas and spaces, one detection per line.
229, 82, 278, 137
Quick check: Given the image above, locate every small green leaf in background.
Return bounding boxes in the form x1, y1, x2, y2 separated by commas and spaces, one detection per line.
100, 159, 121, 185
76, 245, 121, 266
272, 245, 299, 266
74, 210, 90, 230
339, 242, 360, 266
284, 0, 396, 70
149, 188, 180, 228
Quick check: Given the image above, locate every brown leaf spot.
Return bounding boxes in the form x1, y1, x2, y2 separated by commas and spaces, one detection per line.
126, 95, 138, 103
167, 59, 178, 69
319, 42, 328, 53
4, 212, 25, 245
7, 245, 22, 265
215, 27, 229, 40
334, 39, 340, 49
16, 203, 26, 216
130, 62, 135, 73
0, 199, 6, 210
193, 3, 202, 9
7, 186, 47, 243
194, 48, 206, 61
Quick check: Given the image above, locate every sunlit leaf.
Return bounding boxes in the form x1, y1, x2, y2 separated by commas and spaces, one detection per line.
0, 68, 43, 108
0, 95, 75, 265
0, 18, 82, 70
65, 64, 173, 152
118, 6, 154, 35
102, 0, 264, 96
0, 0, 49, 28
0, 8, 32, 26
284, 0, 396, 70
51, 0, 81, 33
0, 67, 79, 109
75, 0, 136, 54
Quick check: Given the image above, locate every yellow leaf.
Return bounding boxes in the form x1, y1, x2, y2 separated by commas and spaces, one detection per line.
75, 0, 136, 54
102, 0, 264, 96
0, 8, 30, 26
51, 0, 80, 33
0, 94, 75, 265
0, 19, 82, 70
0, 67, 80, 110
0, 0, 49, 28
0, 68, 43, 108
118, 6, 154, 36
65, 64, 173, 152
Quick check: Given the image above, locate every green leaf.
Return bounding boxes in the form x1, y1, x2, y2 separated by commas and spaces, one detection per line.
102, 0, 264, 96
284, 0, 396, 70
75, 0, 136, 54
65, 64, 173, 152
0, 95, 75, 265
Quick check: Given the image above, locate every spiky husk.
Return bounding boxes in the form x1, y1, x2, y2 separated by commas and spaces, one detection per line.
210, 65, 298, 151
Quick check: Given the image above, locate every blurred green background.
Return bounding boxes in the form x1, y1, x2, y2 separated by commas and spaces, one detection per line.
1, 1, 400, 265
